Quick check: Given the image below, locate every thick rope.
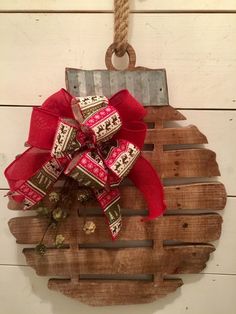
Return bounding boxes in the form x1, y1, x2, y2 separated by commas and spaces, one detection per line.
114, 0, 129, 57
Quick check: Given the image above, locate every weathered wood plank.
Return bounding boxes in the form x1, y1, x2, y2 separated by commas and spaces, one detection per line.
164, 183, 226, 210
8, 214, 222, 244
146, 125, 208, 145
144, 106, 185, 122
144, 149, 220, 178
48, 278, 183, 306
78, 182, 226, 211
23, 244, 214, 276
7, 182, 227, 211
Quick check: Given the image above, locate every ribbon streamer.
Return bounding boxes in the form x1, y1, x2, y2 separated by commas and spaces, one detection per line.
5, 89, 166, 239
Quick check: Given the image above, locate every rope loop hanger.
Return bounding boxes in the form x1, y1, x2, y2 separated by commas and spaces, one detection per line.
105, 0, 136, 70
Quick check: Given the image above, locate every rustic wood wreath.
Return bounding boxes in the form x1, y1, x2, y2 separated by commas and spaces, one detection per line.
7, 47, 226, 306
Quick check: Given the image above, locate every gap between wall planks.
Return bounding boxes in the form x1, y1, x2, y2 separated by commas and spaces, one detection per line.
0, 14, 235, 108
0, 0, 236, 11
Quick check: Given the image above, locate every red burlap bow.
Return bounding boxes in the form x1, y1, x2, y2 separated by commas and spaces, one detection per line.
4, 89, 166, 239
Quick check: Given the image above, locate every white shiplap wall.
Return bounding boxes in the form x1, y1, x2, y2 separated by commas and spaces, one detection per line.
0, 1, 235, 313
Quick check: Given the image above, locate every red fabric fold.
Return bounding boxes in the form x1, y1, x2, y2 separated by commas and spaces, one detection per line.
5, 88, 166, 221
128, 155, 166, 219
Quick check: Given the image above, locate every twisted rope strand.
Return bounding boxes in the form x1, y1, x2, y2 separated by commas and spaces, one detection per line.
114, 0, 129, 57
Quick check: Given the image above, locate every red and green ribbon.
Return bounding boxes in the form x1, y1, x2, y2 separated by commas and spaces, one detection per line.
4, 89, 166, 239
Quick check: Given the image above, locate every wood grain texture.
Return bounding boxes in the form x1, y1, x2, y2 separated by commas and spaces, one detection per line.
23, 244, 214, 276
9, 214, 222, 245
144, 149, 220, 178
146, 125, 208, 145
47, 279, 183, 306
78, 182, 226, 211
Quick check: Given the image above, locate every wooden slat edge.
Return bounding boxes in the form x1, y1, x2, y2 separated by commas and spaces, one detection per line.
144, 148, 221, 178
48, 278, 183, 305
23, 244, 215, 276
7, 182, 226, 211
145, 106, 186, 121
8, 214, 223, 244
146, 125, 208, 145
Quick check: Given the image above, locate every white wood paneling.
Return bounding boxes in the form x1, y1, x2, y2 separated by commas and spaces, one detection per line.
0, 0, 236, 11
0, 14, 235, 108
0, 108, 235, 194
0, 266, 236, 314
0, 2, 235, 312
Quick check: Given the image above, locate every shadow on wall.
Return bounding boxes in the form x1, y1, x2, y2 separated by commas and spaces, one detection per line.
18, 265, 204, 314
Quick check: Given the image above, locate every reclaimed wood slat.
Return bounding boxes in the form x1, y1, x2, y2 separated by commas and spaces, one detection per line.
6, 181, 227, 212
23, 244, 214, 276
144, 149, 220, 178
147, 125, 208, 145
78, 182, 226, 212
47, 278, 183, 306
164, 183, 226, 210
8, 214, 222, 245
144, 106, 185, 121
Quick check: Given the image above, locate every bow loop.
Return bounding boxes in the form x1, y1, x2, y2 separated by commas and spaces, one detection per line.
103, 139, 140, 179
4, 89, 166, 240
83, 105, 122, 144
65, 150, 108, 190
51, 119, 83, 158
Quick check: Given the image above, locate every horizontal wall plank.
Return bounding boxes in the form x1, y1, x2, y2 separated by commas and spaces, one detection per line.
0, 108, 234, 194
0, 266, 236, 313
0, 14, 235, 108
0, 0, 236, 12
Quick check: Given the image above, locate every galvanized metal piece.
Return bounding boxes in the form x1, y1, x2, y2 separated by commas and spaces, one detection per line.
65, 68, 169, 106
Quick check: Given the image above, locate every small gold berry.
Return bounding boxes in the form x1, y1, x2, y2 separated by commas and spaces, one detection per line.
83, 221, 96, 235
55, 234, 65, 248
77, 189, 92, 204
49, 191, 60, 202
52, 208, 63, 221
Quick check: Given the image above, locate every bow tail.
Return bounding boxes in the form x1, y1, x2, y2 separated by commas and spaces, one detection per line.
65, 151, 122, 240
4, 147, 67, 209
95, 188, 122, 240
128, 155, 166, 220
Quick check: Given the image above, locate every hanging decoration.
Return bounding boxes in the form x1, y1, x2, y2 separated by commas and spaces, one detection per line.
5, 0, 226, 307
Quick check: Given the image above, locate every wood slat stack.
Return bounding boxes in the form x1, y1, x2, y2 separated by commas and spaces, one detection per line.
7, 68, 226, 306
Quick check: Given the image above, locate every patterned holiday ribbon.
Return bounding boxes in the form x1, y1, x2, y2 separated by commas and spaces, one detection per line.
50, 95, 140, 238
5, 89, 166, 240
